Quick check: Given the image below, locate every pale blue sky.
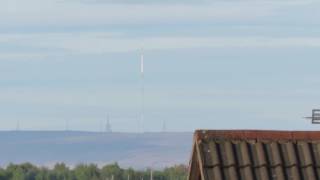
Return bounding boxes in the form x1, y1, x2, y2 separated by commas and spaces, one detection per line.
0, 0, 320, 132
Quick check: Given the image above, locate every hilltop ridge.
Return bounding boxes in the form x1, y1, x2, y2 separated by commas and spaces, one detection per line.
0, 131, 192, 169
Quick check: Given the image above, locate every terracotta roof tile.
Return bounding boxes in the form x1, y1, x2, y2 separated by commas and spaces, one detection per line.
189, 130, 320, 180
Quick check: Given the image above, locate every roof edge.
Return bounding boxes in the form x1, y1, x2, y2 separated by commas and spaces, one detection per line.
194, 130, 320, 141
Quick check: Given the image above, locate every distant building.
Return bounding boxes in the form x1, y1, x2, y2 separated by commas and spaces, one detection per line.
188, 130, 320, 180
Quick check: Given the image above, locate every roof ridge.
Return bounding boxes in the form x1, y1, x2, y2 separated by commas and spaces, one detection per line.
194, 130, 320, 141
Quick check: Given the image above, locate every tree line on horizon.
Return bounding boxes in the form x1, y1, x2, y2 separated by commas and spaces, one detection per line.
0, 163, 188, 180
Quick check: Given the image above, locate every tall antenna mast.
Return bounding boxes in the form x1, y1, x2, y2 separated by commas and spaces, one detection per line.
106, 114, 112, 133
141, 51, 144, 78
162, 120, 166, 132
140, 50, 145, 133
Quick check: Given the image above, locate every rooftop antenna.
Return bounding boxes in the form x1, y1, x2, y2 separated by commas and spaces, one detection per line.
162, 120, 167, 132
305, 109, 320, 124
106, 114, 112, 133
140, 49, 145, 133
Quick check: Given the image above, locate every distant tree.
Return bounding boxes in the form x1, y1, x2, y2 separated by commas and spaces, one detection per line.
0, 167, 9, 180
6, 163, 38, 180
73, 164, 100, 180
52, 163, 72, 180
35, 167, 50, 180
0, 163, 188, 180
123, 168, 135, 180
152, 169, 166, 180
101, 163, 123, 180
163, 165, 188, 180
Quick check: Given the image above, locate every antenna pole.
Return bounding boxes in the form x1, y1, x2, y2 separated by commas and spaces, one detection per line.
140, 50, 145, 133
305, 109, 320, 124
162, 120, 166, 132
106, 114, 112, 133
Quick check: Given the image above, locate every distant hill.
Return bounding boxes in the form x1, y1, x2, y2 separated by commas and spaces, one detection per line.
0, 131, 193, 169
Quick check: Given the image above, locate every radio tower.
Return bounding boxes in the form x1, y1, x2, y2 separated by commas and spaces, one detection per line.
140, 51, 145, 133
106, 114, 112, 133
162, 120, 166, 132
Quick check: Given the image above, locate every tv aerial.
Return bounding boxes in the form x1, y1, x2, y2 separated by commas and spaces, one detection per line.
305, 109, 320, 124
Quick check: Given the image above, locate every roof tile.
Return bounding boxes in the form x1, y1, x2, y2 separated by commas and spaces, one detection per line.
189, 130, 320, 180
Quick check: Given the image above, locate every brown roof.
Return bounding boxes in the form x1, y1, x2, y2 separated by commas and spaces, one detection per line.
188, 130, 320, 180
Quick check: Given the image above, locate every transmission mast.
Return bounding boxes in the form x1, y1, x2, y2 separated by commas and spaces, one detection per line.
140, 50, 145, 133
106, 114, 112, 133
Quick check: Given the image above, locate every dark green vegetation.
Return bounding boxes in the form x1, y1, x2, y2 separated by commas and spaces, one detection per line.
0, 163, 188, 180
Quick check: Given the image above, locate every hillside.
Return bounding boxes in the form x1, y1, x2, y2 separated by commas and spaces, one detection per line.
0, 131, 193, 169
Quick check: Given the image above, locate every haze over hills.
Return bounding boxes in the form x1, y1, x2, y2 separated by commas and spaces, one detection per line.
0, 131, 193, 169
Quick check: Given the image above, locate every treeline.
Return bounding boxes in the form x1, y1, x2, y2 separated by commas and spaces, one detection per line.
0, 163, 188, 180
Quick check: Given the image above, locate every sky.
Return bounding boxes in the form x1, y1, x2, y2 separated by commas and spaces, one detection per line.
0, 0, 320, 132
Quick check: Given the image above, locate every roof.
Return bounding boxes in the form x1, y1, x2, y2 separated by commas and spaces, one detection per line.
188, 130, 320, 180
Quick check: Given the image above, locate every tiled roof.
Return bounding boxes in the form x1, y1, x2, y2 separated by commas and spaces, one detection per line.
188, 130, 320, 180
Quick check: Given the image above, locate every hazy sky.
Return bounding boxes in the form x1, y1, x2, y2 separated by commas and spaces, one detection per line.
0, 0, 320, 132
